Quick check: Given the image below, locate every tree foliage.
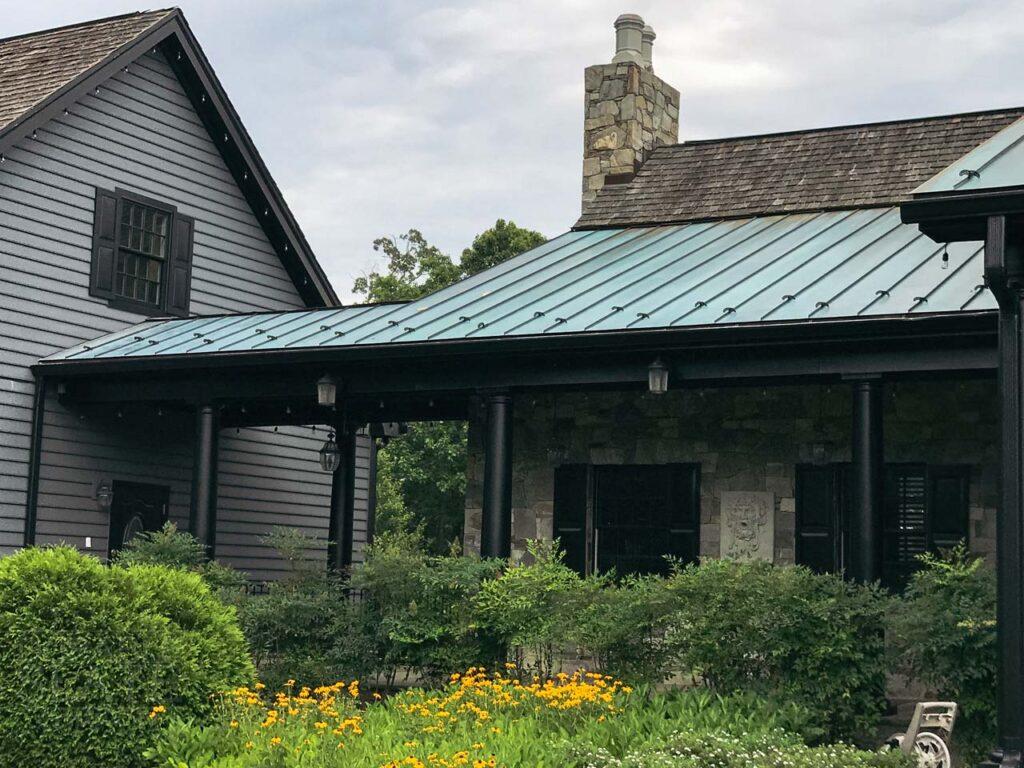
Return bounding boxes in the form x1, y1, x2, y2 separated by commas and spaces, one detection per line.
355, 220, 546, 551
460, 218, 547, 277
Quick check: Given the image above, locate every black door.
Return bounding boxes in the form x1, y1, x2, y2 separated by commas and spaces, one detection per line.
109, 481, 169, 554
554, 463, 700, 576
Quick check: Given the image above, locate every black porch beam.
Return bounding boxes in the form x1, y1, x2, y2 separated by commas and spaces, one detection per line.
189, 403, 219, 556
848, 378, 883, 584
983, 215, 1024, 768
49, 339, 996, 410
327, 427, 358, 573
480, 393, 513, 559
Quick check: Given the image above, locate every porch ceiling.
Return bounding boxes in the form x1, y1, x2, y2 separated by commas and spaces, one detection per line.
42, 206, 991, 366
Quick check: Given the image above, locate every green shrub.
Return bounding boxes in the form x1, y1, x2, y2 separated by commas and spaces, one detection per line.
0, 546, 252, 768
567, 573, 677, 683
472, 539, 582, 676
664, 559, 890, 741
238, 569, 380, 691
888, 544, 996, 764
236, 528, 380, 691
112, 521, 248, 598
353, 529, 503, 684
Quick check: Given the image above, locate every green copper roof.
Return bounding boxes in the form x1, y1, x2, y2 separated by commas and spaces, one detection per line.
43, 207, 991, 364
914, 115, 1024, 196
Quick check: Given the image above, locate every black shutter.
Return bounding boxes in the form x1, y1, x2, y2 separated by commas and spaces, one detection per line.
883, 464, 928, 590
89, 188, 119, 299
164, 212, 194, 317
795, 464, 839, 574
553, 465, 588, 575
928, 466, 970, 551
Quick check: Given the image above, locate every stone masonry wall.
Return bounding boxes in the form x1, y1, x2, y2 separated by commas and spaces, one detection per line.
582, 62, 679, 210
463, 380, 998, 565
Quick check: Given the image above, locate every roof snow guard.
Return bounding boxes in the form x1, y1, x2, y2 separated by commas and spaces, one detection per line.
42, 207, 991, 367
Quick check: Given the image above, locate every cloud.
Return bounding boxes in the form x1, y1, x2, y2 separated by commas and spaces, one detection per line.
2, 0, 1022, 301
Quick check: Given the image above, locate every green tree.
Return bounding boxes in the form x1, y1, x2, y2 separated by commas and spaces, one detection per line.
355, 221, 546, 552
353, 229, 461, 302
460, 219, 547, 277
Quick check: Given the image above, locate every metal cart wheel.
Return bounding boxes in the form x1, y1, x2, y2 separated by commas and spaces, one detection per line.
910, 731, 952, 768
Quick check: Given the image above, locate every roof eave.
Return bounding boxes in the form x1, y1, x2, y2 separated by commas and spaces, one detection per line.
0, 9, 338, 308
901, 185, 1024, 242
31, 310, 998, 378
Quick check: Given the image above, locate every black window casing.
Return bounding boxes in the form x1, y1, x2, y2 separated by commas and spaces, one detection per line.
89, 187, 194, 317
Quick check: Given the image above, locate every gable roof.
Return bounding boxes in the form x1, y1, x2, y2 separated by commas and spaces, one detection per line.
576, 108, 1024, 229
0, 9, 338, 307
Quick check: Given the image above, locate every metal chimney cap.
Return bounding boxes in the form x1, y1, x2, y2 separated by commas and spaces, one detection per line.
641, 24, 656, 70
612, 13, 645, 64
615, 13, 645, 28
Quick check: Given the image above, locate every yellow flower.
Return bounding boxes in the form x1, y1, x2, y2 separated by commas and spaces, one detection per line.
148, 705, 166, 719
229, 720, 239, 728
270, 736, 282, 746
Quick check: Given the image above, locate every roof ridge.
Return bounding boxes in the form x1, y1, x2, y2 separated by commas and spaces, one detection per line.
0, 8, 175, 47
664, 105, 1024, 149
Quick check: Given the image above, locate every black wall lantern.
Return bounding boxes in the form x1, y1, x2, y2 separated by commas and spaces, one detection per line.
319, 431, 342, 472
648, 357, 669, 395
95, 479, 114, 511
316, 374, 337, 408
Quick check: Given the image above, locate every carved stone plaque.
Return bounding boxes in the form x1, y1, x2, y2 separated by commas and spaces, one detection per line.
720, 491, 774, 562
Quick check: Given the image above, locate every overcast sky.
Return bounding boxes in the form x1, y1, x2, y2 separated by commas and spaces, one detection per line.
4, 1, 1024, 300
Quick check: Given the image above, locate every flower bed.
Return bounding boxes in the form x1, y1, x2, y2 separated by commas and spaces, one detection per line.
146, 668, 910, 768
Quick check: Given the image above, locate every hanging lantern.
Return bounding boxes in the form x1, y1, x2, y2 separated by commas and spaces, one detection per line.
319, 431, 342, 472
648, 357, 669, 395
316, 374, 337, 407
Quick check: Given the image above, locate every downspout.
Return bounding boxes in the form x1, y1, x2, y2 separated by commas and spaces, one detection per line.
23, 375, 46, 547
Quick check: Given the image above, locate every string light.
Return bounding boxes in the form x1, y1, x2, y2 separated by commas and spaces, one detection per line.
941, 245, 950, 270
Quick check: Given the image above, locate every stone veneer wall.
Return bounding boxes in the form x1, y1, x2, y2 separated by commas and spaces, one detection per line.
463, 380, 998, 564
582, 62, 679, 210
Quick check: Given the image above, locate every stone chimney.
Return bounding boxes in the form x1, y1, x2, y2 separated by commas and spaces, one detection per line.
582, 14, 680, 212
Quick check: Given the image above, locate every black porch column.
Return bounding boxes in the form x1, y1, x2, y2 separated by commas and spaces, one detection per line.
849, 378, 883, 584
983, 215, 1024, 768
481, 392, 513, 559
190, 403, 219, 556
327, 428, 358, 573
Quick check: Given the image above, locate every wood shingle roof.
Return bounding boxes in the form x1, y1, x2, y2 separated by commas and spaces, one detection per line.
575, 108, 1024, 229
0, 10, 173, 134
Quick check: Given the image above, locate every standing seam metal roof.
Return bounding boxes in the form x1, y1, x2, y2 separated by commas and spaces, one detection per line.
44, 207, 992, 363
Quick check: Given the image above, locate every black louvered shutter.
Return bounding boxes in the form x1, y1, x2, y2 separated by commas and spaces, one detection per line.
883, 464, 928, 590
89, 188, 119, 300
165, 212, 194, 317
795, 464, 839, 574
928, 466, 970, 551
553, 465, 589, 576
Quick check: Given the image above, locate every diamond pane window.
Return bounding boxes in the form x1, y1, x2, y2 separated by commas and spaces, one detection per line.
115, 200, 169, 306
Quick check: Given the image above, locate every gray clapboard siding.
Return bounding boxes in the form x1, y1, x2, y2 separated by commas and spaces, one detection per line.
0, 49, 370, 578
